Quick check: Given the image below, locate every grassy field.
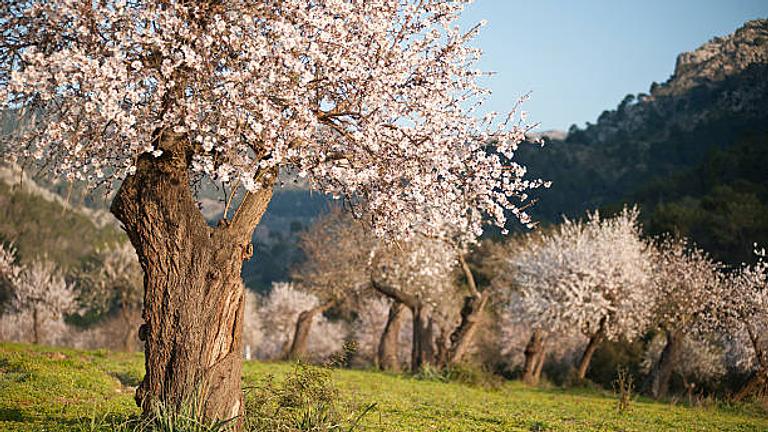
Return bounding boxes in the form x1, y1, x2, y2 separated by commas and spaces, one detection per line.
1, 343, 766, 431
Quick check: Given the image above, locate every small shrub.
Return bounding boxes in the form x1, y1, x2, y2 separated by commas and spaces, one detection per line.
245, 362, 375, 432
613, 367, 635, 414
414, 363, 502, 389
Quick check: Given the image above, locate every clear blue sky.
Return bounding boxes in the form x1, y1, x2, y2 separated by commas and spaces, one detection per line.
459, 0, 768, 131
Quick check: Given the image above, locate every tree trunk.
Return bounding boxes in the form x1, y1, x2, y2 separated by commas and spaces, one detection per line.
378, 301, 406, 372
32, 306, 39, 345
411, 304, 435, 371
287, 300, 335, 361
522, 329, 545, 385
577, 328, 605, 380
532, 344, 547, 383
446, 293, 488, 365
648, 329, 683, 399
111, 133, 272, 427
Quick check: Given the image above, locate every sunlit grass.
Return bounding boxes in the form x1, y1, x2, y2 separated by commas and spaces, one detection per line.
1, 343, 766, 431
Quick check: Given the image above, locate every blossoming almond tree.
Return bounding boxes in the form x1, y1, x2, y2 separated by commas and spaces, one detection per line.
645, 236, 724, 399
0, 0, 543, 422
371, 232, 461, 370
289, 209, 374, 361
717, 247, 768, 400
10, 258, 77, 345
500, 208, 654, 380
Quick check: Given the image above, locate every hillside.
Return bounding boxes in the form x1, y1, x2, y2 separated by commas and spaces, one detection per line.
0, 164, 125, 271
1, 343, 766, 432
517, 19, 768, 264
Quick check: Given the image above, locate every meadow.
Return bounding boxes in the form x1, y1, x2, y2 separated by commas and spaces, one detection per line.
1, 343, 766, 432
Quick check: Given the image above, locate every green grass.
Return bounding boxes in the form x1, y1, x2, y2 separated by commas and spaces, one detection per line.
1, 343, 766, 431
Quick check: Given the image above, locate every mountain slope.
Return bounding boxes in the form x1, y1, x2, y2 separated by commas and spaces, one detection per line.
518, 19, 768, 264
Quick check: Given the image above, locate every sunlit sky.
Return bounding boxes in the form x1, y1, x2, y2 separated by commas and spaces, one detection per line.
459, 1, 768, 131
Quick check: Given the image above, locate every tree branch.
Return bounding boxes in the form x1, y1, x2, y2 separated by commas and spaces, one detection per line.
371, 277, 418, 310
458, 254, 480, 298
227, 169, 276, 243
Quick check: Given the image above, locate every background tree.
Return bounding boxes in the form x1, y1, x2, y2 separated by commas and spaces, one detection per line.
253, 281, 347, 362
1, 1, 542, 421
645, 236, 724, 399
717, 247, 768, 400
9, 258, 76, 345
289, 210, 373, 360
501, 208, 654, 380
0, 242, 20, 311
352, 296, 413, 371
371, 235, 461, 370
77, 243, 144, 352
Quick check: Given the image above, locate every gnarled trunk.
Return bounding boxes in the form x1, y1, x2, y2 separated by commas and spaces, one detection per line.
577, 320, 606, 380
522, 329, 545, 385
378, 301, 406, 371
111, 134, 272, 426
446, 293, 488, 366
287, 300, 335, 361
648, 329, 683, 399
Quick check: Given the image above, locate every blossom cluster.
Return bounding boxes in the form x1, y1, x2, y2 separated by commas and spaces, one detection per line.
496, 207, 654, 340
1, 0, 546, 240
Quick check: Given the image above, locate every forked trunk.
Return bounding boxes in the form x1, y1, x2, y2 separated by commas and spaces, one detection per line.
522, 329, 545, 385
111, 133, 272, 427
287, 300, 335, 361
577, 321, 606, 380
648, 329, 683, 399
446, 292, 488, 365
378, 301, 406, 371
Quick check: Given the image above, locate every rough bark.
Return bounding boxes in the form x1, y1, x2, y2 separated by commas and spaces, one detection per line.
446, 255, 488, 366
447, 293, 488, 365
648, 329, 683, 399
522, 330, 545, 385
111, 133, 272, 426
377, 301, 406, 372
287, 300, 335, 361
576, 319, 606, 380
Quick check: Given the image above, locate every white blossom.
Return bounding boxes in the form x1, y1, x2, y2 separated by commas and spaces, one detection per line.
1, 0, 546, 241
497, 207, 655, 342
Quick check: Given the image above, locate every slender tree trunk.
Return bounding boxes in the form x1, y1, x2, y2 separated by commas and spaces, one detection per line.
648, 329, 683, 399
378, 301, 406, 372
411, 304, 435, 371
532, 345, 547, 383
522, 329, 545, 385
287, 300, 335, 361
111, 133, 272, 427
447, 293, 488, 365
32, 306, 39, 345
577, 325, 606, 381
